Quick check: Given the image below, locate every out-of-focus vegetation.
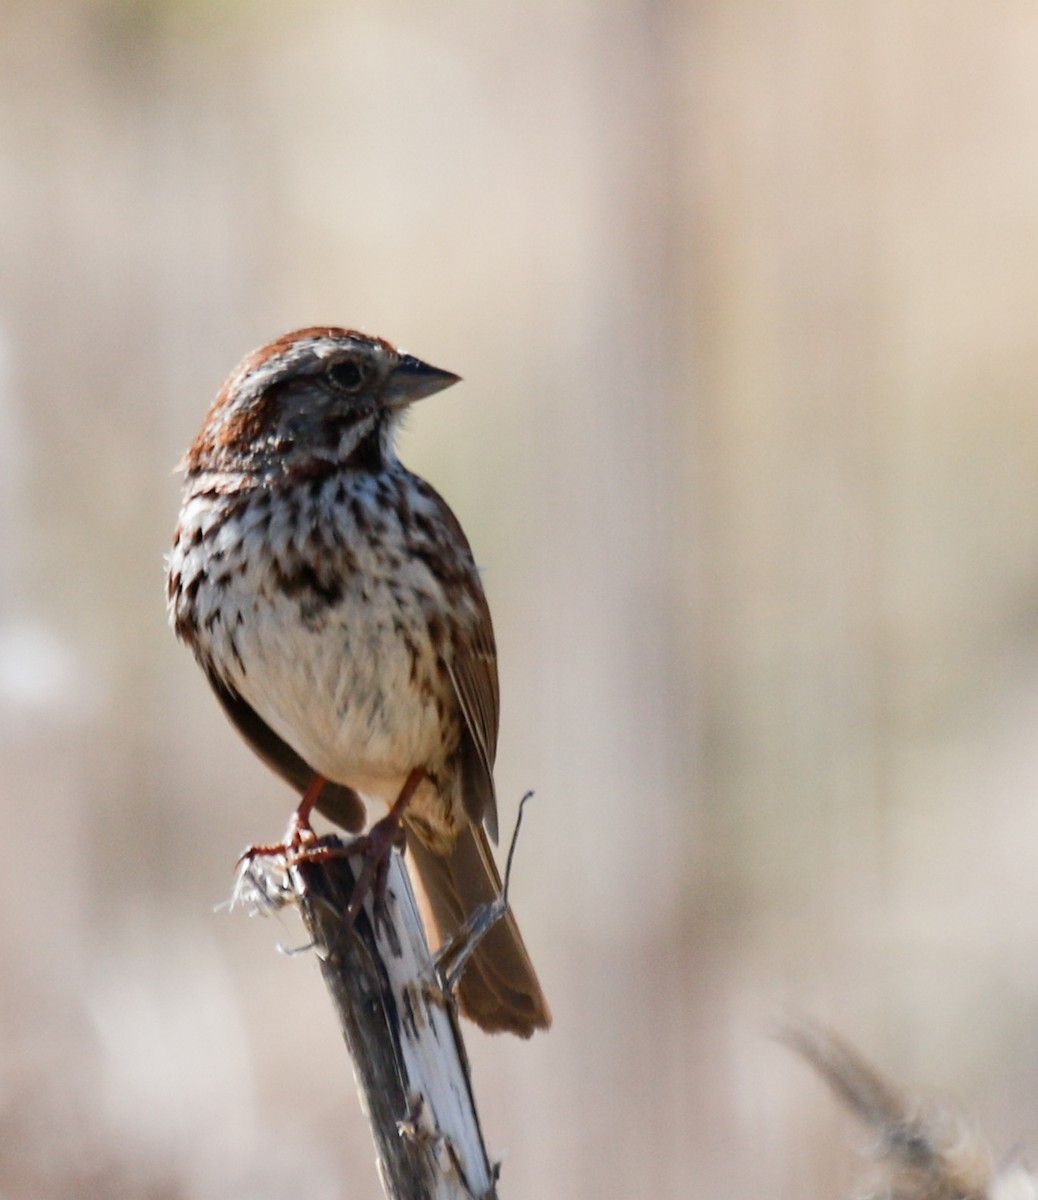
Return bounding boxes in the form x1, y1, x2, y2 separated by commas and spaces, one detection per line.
3, 2, 1038, 1196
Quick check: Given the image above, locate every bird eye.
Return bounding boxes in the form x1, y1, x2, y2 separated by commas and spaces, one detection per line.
327, 358, 367, 392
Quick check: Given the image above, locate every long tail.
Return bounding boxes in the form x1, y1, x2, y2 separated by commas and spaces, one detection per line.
405, 823, 551, 1037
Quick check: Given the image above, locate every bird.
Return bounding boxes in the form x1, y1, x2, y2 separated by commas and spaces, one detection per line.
166, 326, 551, 1037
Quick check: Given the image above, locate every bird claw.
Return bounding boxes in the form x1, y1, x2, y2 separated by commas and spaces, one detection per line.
234, 815, 319, 870
234, 774, 327, 868
290, 807, 406, 924
235, 768, 423, 927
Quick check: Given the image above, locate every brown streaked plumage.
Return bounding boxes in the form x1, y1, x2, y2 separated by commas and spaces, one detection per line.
166, 327, 550, 1036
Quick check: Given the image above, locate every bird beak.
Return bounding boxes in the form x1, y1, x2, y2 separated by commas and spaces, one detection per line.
382, 354, 461, 408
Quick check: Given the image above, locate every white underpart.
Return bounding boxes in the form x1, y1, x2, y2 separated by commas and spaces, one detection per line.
170, 469, 464, 822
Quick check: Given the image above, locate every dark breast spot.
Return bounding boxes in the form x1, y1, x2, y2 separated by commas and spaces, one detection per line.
427, 613, 447, 653
350, 495, 370, 534
344, 426, 384, 472
412, 510, 436, 540
173, 612, 195, 645
272, 559, 344, 608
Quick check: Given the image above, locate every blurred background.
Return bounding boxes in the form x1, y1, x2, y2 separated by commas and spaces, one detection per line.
3, 1, 1038, 1196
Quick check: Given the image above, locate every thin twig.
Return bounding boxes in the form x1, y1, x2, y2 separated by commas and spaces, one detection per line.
435, 792, 533, 992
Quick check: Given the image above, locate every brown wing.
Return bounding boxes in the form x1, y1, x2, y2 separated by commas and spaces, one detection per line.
419, 483, 501, 844
205, 669, 366, 833
446, 605, 500, 842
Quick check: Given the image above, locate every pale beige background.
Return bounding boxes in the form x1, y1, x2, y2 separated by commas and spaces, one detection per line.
3, 2, 1038, 1197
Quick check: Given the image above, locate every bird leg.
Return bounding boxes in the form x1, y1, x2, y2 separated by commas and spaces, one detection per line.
288, 772, 327, 842
236, 773, 327, 866
292, 767, 426, 923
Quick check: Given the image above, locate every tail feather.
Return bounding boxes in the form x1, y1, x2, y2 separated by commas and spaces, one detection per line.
405, 823, 551, 1037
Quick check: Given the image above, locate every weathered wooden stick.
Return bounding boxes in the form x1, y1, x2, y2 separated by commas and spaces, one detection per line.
236, 843, 498, 1200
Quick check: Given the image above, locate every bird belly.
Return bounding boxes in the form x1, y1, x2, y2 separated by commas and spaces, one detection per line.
257, 605, 442, 793
198, 563, 451, 816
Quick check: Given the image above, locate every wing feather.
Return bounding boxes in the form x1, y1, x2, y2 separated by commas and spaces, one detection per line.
420, 485, 502, 843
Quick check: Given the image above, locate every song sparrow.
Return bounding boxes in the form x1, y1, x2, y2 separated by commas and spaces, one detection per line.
166, 327, 550, 1037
